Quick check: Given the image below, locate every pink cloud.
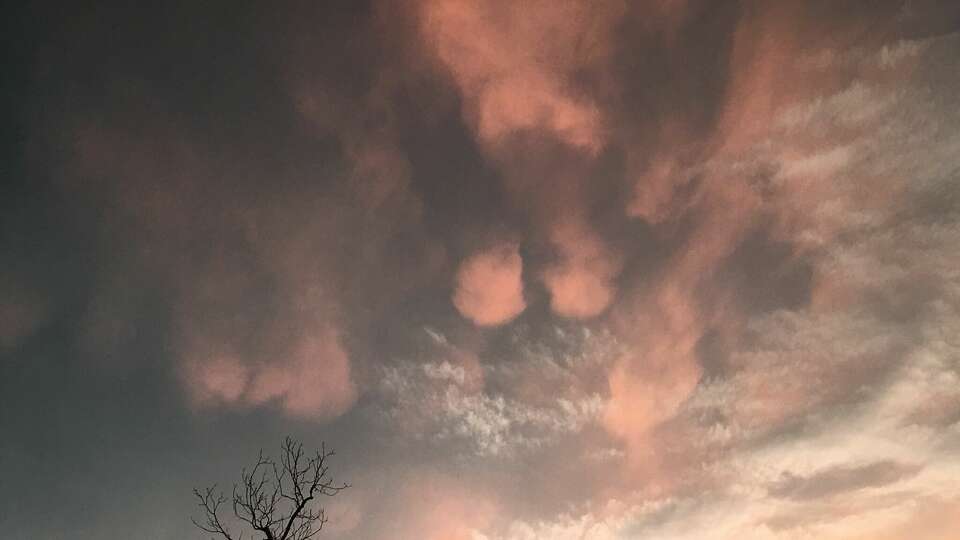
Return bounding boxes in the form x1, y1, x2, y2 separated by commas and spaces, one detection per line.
183, 329, 357, 420
71, 117, 371, 422
247, 331, 357, 419
603, 291, 705, 475
862, 500, 960, 540
185, 352, 250, 405
627, 156, 684, 224
397, 472, 498, 540
602, 2, 933, 480
607, 169, 762, 470
542, 218, 622, 319
418, 0, 634, 327
453, 242, 526, 326
599, 3, 876, 471
418, 0, 621, 154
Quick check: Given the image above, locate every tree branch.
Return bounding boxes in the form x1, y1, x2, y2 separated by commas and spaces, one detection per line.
191, 437, 347, 540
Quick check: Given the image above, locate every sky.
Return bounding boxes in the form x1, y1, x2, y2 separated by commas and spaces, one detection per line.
2, 1, 960, 539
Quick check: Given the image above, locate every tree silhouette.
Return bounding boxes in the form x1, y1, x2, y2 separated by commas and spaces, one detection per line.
192, 436, 348, 540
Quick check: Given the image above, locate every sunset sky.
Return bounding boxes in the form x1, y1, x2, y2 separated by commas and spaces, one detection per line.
3, 1, 960, 539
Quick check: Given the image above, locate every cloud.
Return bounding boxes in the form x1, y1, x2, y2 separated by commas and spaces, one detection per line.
419, 0, 630, 325
182, 327, 357, 420
600, 9, 960, 473
542, 217, 622, 319
604, 169, 760, 469
769, 461, 923, 501
404, 473, 498, 540
19, 2, 960, 539
379, 358, 603, 457
378, 326, 617, 457
491, 27, 960, 540
65, 110, 374, 421
417, 0, 621, 154
453, 242, 527, 326
245, 331, 357, 419
847, 499, 960, 540
185, 352, 249, 405
627, 156, 685, 224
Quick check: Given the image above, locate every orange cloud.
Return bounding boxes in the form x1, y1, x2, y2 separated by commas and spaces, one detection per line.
607, 167, 762, 469
399, 472, 498, 540
711, 2, 814, 155
601, 3, 852, 469
542, 217, 622, 318
419, 0, 634, 327
71, 116, 373, 422
418, 0, 622, 154
186, 352, 250, 405
627, 156, 683, 224
605, 1, 933, 480
453, 242, 526, 326
603, 287, 705, 475
184, 330, 357, 420
247, 331, 357, 419
852, 500, 960, 540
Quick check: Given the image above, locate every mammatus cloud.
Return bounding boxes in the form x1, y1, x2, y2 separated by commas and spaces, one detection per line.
542, 217, 622, 319
453, 242, 526, 326
266, 321, 355, 421
371, 8, 958, 538
68, 115, 371, 420
469, 29, 960, 540
175, 274, 359, 419
20, 2, 960, 539
247, 332, 356, 419
418, 0, 630, 323
61, 4, 443, 421
417, 0, 618, 154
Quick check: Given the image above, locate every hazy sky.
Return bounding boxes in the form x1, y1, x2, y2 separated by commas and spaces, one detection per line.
3, 2, 960, 539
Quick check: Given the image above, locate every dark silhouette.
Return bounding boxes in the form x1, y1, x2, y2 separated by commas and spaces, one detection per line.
192, 437, 348, 540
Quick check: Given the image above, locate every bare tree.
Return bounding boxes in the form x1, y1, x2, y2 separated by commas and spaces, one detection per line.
192, 437, 349, 540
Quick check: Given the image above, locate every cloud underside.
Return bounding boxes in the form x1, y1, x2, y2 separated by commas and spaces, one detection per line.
35, 1, 960, 539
